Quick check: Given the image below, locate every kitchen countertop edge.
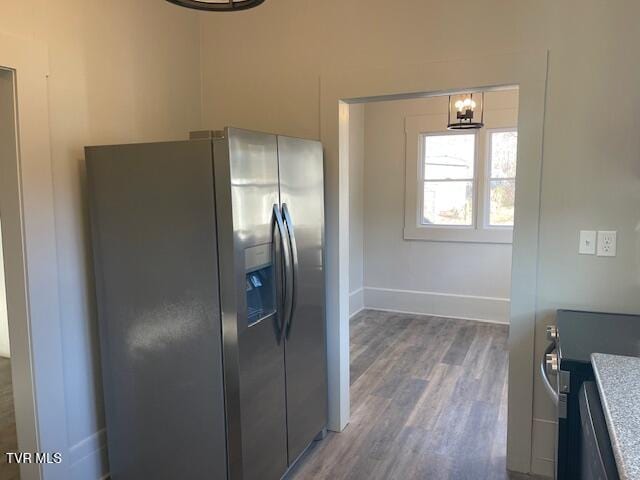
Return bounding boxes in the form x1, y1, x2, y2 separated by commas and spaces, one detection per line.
591, 353, 640, 480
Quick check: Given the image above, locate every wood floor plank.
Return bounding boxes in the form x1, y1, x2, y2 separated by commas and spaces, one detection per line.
350, 315, 412, 385
376, 426, 452, 480
407, 317, 462, 380
288, 310, 516, 480
441, 323, 477, 366
350, 320, 420, 407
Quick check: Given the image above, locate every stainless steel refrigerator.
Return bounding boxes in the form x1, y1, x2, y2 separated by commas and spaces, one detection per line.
86, 128, 327, 480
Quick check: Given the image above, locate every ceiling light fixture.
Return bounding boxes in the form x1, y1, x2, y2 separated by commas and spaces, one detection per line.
166, 0, 265, 11
447, 92, 485, 130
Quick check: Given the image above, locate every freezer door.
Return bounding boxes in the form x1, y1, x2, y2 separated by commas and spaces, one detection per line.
277, 135, 328, 463
86, 141, 227, 480
214, 128, 288, 480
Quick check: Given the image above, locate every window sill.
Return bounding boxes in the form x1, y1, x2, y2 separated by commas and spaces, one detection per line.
403, 225, 513, 244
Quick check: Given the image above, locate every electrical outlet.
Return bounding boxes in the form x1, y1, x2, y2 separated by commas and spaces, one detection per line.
579, 230, 596, 255
597, 231, 617, 257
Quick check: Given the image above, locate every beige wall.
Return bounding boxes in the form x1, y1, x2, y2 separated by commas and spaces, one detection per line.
200, 1, 640, 475
0, 1, 202, 477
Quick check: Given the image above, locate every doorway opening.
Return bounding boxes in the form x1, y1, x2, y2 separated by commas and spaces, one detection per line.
293, 87, 522, 479
0, 67, 20, 480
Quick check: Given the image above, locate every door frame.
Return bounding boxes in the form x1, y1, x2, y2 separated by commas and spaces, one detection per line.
1, 32, 70, 480
320, 51, 549, 474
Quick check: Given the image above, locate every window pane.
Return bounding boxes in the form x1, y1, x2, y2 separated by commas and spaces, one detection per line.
423, 181, 473, 226
424, 134, 475, 180
489, 179, 515, 226
490, 131, 518, 178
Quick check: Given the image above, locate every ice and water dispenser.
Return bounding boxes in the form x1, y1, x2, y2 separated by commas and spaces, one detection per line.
245, 243, 276, 326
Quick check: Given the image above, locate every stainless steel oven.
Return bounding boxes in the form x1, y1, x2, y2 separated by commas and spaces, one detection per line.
540, 310, 640, 480
578, 382, 619, 480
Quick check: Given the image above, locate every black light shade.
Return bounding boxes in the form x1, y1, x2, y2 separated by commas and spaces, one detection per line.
166, 0, 265, 11
447, 92, 485, 130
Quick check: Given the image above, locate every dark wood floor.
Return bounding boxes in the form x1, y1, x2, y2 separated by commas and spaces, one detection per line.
0, 357, 19, 480
288, 309, 518, 480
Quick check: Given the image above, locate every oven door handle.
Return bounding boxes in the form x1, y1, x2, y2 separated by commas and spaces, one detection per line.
540, 342, 559, 407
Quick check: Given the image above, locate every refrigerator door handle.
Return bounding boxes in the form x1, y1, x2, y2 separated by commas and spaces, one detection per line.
272, 204, 292, 339
282, 203, 299, 337
540, 341, 559, 407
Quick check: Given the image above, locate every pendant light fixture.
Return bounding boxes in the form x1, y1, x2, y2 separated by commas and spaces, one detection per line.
166, 0, 265, 11
447, 92, 485, 130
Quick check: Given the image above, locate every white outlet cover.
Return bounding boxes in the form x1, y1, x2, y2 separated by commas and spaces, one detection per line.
597, 230, 617, 257
579, 230, 597, 255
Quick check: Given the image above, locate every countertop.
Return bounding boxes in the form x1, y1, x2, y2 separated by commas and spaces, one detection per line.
591, 353, 640, 480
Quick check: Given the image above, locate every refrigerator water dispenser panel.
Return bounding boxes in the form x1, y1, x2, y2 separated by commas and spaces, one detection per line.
245, 243, 276, 326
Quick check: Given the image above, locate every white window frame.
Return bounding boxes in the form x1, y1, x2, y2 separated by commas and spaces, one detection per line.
404, 114, 514, 243
484, 127, 518, 229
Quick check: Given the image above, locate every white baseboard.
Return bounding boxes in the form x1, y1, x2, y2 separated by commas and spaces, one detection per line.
531, 418, 556, 478
362, 286, 510, 324
349, 288, 364, 318
531, 457, 554, 478
69, 429, 108, 480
